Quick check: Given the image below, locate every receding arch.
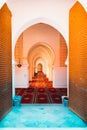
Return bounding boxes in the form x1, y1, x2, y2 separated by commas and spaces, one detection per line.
14, 22, 68, 89
13, 18, 68, 48
28, 42, 55, 81
37, 63, 43, 72
15, 22, 68, 66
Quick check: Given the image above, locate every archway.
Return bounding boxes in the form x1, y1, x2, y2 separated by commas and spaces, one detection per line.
37, 63, 43, 72
28, 42, 55, 82
14, 23, 67, 89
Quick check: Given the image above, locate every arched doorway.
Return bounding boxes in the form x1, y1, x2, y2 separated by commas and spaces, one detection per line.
14, 23, 67, 89
28, 41, 55, 82
37, 63, 43, 72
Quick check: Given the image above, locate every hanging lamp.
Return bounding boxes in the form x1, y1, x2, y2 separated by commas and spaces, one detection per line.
17, 58, 22, 68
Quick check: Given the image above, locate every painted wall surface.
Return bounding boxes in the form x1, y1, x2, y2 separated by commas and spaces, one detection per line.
23, 24, 60, 65
53, 67, 67, 88
15, 66, 29, 88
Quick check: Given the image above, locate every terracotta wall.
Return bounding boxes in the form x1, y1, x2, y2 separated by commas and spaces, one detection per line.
0, 4, 12, 120
69, 2, 87, 122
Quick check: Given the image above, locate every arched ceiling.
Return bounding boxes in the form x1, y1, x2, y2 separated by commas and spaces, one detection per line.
28, 42, 55, 66
14, 22, 68, 66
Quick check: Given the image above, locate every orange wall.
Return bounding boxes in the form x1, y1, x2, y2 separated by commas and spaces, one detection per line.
69, 2, 87, 122
0, 4, 12, 120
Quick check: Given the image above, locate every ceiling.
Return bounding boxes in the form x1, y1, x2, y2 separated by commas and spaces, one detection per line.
0, 0, 87, 46
5, 0, 77, 45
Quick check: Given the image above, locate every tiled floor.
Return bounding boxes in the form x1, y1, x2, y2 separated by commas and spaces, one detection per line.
0, 104, 87, 128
